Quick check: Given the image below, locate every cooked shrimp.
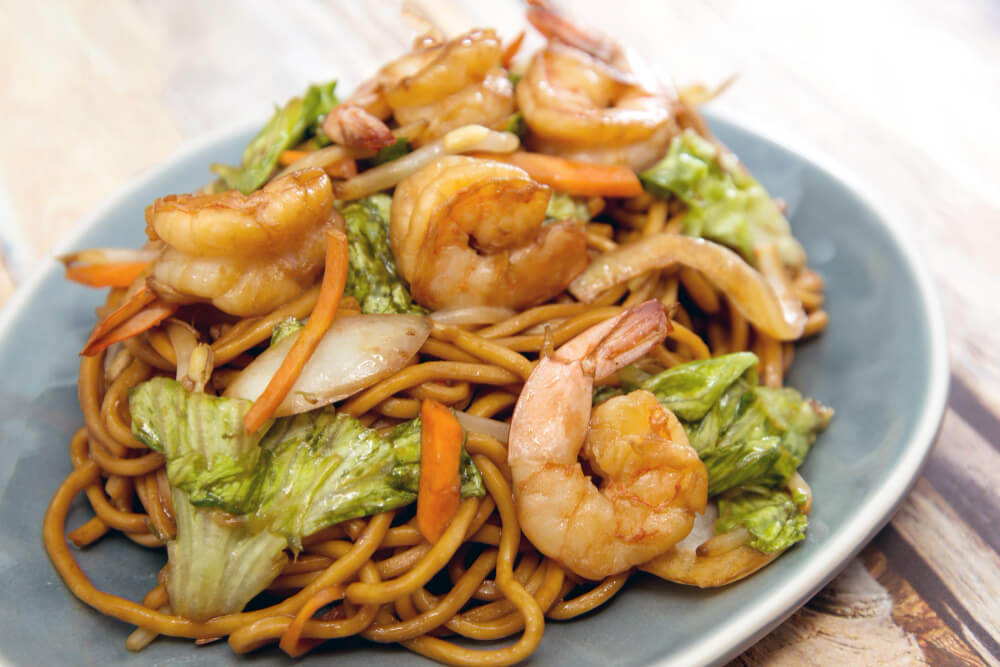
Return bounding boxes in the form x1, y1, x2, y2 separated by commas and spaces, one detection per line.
508, 301, 708, 579
390, 155, 587, 310
517, 6, 677, 170
145, 168, 343, 317
640, 504, 778, 588
346, 29, 515, 147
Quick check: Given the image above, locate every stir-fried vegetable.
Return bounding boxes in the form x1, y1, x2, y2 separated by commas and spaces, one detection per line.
212, 80, 338, 194
224, 313, 431, 417
80, 285, 178, 356
59, 248, 157, 288
716, 488, 808, 554
417, 399, 464, 543
484, 151, 644, 197
639, 130, 805, 268
370, 138, 412, 166
546, 192, 592, 221
341, 194, 425, 315
130, 378, 484, 620
569, 234, 807, 340
244, 229, 348, 433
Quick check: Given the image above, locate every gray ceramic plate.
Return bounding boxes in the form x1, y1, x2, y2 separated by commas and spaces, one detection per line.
0, 112, 948, 666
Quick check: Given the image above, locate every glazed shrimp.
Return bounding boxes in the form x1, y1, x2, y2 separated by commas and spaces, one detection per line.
517, 5, 677, 170
508, 301, 708, 580
146, 167, 343, 317
390, 155, 587, 310
344, 29, 515, 148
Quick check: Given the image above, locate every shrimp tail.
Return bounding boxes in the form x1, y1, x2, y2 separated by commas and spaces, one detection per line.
554, 300, 670, 380
526, 2, 620, 64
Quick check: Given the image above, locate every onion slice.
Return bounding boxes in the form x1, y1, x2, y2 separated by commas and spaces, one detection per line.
224, 314, 430, 416
335, 125, 520, 201
569, 234, 806, 341
429, 306, 516, 326
454, 412, 510, 444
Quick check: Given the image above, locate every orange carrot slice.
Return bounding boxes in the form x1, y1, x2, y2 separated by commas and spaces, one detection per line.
278, 585, 344, 658
477, 151, 644, 198
502, 30, 526, 69
416, 398, 463, 544
81, 299, 178, 357
81, 286, 157, 355
243, 229, 348, 434
278, 150, 309, 166
64, 261, 150, 288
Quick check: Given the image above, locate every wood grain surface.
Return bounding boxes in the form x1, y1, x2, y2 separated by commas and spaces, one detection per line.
1, 1, 997, 664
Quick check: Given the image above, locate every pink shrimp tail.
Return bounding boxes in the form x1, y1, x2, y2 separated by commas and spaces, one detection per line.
554, 300, 670, 380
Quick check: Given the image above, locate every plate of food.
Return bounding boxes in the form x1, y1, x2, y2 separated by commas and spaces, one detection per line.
0, 5, 947, 666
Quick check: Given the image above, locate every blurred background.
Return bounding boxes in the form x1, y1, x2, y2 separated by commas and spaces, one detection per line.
1, 0, 998, 663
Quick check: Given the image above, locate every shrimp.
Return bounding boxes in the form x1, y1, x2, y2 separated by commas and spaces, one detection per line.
639, 504, 779, 588
517, 5, 678, 170
390, 155, 587, 310
345, 29, 515, 147
508, 301, 709, 580
145, 167, 343, 317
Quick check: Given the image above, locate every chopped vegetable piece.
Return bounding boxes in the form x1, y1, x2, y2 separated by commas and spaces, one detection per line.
716, 488, 808, 554
370, 138, 412, 166
485, 151, 644, 197
63, 261, 149, 288
546, 191, 592, 222
81, 286, 178, 356
244, 229, 348, 433
639, 129, 805, 268
417, 399, 464, 543
270, 317, 304, 345
212, 80, 338, 194
341, 194, 425, 314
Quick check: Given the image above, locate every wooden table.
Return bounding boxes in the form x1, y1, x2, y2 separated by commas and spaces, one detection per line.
2, 1, 997, 663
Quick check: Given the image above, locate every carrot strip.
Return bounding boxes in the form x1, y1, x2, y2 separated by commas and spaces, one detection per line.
81, 286, 155, 353
476, 151, 644, 198
65, 261, 150, 288
278, 150, 309, 166
81, 298, 178, 357
278, 585, 344, 657
416, 398, 463, 544
243, 229, 349, 434
502, 30, 526, 69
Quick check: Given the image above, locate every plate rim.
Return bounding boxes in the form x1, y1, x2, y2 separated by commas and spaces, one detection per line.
0, 111, 950, 667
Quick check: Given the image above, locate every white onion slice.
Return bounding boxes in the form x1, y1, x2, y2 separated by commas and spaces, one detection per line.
224, 314, 430, 416
429, 306, 516, 326
570, 234, 806, 341
335, 125, 520, 201
454, 412, 510, 444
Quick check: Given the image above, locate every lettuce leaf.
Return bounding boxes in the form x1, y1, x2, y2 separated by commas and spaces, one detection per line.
715, 487, 808, 554
340, 194, 425, 315
546, 192, 592, 222
131, 377, 483, 542
211, 80, 338, 194
270, 317, 304, 345
129, 378, 484, 619
639, 130, 805, 268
